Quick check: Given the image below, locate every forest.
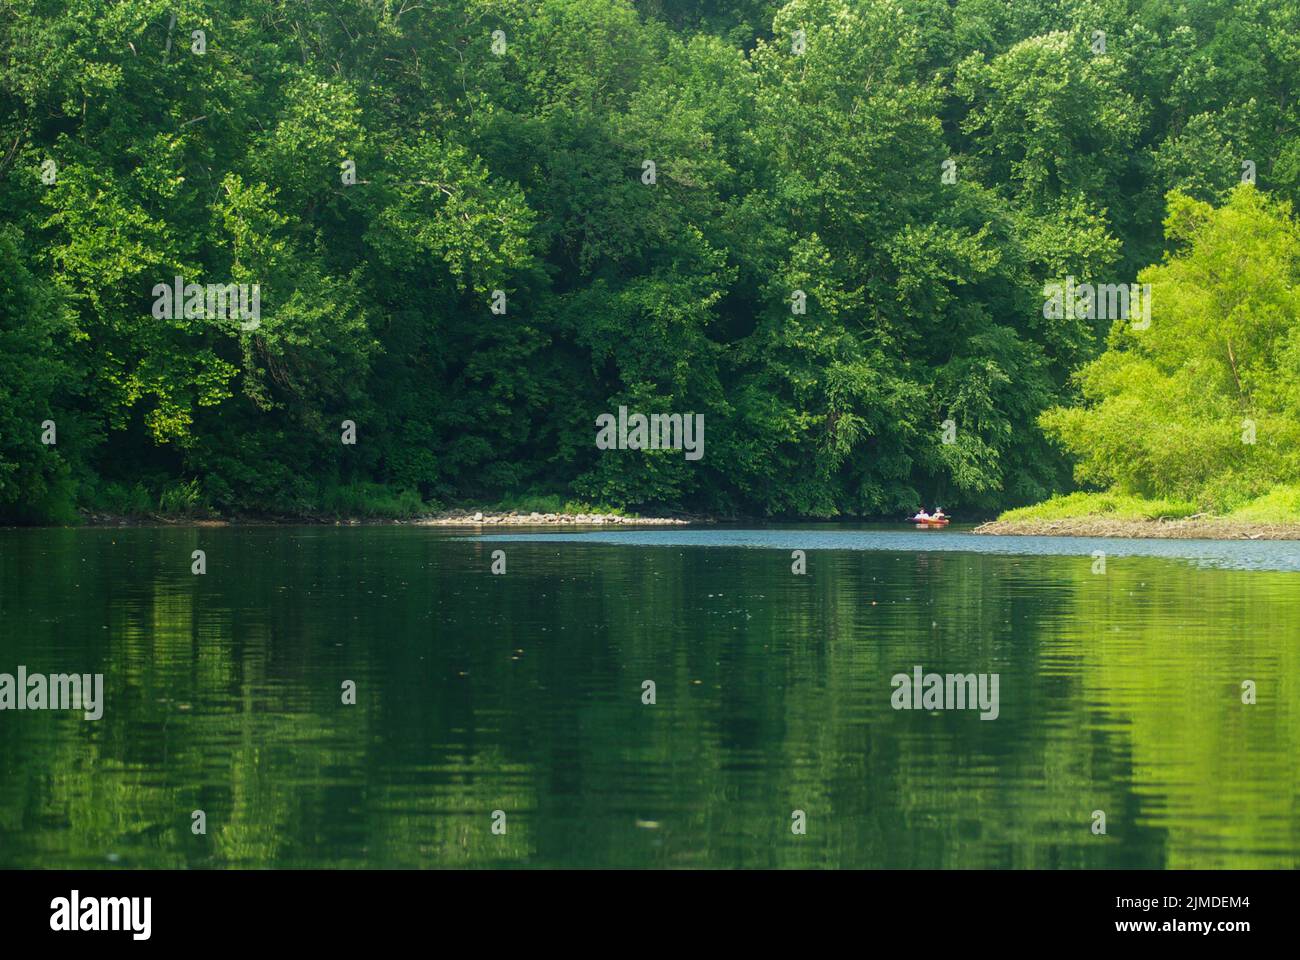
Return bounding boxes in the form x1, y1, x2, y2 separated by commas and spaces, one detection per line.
1, 0, 1298, 522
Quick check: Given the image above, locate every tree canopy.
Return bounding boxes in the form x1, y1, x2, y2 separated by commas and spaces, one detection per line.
1, 0, 1297, 521
1041, 186, 1300, 511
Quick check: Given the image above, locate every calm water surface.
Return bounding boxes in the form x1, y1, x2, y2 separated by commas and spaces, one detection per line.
1, 525, 1297, 868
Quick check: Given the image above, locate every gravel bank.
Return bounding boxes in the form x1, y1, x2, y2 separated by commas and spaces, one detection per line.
973, 517, 1300, 540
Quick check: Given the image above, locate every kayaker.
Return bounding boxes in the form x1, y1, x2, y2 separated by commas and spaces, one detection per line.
911, 508, 931, 521
932, 507, 946, 520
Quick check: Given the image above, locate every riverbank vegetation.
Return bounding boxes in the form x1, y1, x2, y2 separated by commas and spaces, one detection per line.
995, 487, 1300, 526
3, 0, 1299, 524
79, 484, 647, 524
991, 186, 1300, 530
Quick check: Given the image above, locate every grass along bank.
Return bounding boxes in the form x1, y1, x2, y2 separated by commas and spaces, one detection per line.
975, 489, 1300, 539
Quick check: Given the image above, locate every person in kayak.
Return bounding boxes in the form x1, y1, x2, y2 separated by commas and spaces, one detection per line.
932, 506, 946, 520
911, 508, 932, 521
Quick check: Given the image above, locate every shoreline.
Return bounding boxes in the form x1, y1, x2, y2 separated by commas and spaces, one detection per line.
22, 512, 1300, 539
411, 510, 698, 526
67, 509, 703, 528
973, 517, 1300, 540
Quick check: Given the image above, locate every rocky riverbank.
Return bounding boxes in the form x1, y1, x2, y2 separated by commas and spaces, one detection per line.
412, 510, 695, 526
973, 517, 1300, 540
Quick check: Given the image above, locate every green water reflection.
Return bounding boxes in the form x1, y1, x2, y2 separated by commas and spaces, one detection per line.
0, 526, 1296, 868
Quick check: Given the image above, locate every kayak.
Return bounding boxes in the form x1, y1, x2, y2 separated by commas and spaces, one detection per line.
913, 518, 950, 528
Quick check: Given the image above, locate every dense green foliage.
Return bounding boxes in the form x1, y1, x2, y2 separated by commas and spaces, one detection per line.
1039, 186, 1300, 516
2, 0, 1298, 521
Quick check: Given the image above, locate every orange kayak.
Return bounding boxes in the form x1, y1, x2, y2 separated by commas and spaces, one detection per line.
914, 518, 950, 528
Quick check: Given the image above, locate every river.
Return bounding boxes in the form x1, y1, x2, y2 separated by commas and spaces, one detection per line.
1, 524, 1296, 867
